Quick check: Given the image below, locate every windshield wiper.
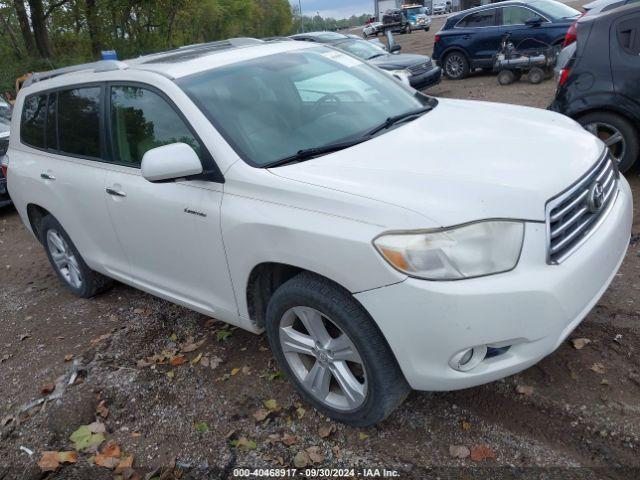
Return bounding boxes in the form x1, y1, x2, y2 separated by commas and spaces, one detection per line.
263, 105, 433, 168
366, 105, 433, 137
263, 137, 370, 168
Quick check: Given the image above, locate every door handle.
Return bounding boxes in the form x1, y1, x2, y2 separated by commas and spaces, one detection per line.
462, 35, 471, 40
106, 187, 127, 198
40, 173, 55, 180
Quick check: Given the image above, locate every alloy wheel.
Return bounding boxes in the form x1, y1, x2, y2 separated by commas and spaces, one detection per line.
584, 122, 626, 166
46, 230, 83, 289
278, 306, 367, 411
445, 54, 464, 79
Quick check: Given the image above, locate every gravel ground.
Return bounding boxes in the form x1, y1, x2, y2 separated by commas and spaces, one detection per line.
1, 6, 640, 479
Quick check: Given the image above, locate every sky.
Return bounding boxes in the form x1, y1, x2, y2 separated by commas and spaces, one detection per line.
293, 0, 374, 19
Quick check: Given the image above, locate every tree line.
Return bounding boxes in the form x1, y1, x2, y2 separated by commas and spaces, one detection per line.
0, 0, 293, 93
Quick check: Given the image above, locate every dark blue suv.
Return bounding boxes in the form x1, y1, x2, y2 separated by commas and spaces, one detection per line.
433, 0, 580, 79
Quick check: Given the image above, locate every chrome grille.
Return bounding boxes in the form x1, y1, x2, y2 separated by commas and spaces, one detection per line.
408, 61, 432, 75
546, 153, 619, 264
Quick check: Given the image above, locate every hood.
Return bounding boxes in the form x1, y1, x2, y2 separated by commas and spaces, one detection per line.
268, 99, 604, 227
370, 53, 432, 69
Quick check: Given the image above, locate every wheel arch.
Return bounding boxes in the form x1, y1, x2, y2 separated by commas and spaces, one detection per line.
26, 203, 52, 243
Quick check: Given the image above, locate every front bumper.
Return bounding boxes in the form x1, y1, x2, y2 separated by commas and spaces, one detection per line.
410, 66, 442, 90
355, 177, 633, 391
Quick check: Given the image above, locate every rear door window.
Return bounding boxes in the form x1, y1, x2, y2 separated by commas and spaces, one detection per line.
46, 92, 58, 150
58, 87, 102, 158
457, 9, 497, 28
20, 94, 47, 149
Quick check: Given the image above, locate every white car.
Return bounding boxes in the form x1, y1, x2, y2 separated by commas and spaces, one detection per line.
363, 21, 383, 37
5, 39, 632, 425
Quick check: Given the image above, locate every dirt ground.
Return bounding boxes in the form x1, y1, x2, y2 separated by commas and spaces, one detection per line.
2, 8, 640, 480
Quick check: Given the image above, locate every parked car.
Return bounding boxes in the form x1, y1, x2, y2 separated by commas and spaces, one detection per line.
550, 3, 640, 173
433, 0, 580, 79
0, 97, 11, 208
291, 32, 442, 90
6, 38, 632, 426
433, 0, 452, 15
401, 4, 432, 31
363, 21, 384, 37
562, 0, 639, 47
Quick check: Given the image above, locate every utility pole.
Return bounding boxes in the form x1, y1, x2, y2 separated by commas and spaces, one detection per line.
299, 0, 305, 32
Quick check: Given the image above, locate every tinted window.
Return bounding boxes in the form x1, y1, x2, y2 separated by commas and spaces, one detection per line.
58, 87, 101, 158
21, 94, 47, 148
46, 93, 58, 150
110, 86, 202, 167
617, 16, 640, 55
501, 6, 544, 25
458, 9, 497, 28
527, 0, 579, 19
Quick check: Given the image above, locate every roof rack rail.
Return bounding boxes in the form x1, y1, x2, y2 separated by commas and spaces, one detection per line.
177, 37, 264, 50
24, 60, 128, 87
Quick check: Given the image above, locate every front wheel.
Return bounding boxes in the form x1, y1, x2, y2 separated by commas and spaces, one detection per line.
578, 111, 639, 173
265, 272, 410, 426
443, 51, 469, 79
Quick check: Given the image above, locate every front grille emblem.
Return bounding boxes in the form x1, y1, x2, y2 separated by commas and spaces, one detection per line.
587, 181, 605, 213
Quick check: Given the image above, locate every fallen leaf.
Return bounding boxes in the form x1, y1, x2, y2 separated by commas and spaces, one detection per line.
470, 444, 496, 462
571, 338, 591, 350
516, 385, 534, 396
306, 446, 324, 463
169, 355, 187, 366
94, 453, 119, 469
96, 400, 109, 419
115, 455, 134, 474
318, 425, 334, 438
166, 370, 175, 379
169, 333, 178, 342
591, 362, 606, 374
232, 437, 257, 449
461, 420, 471, 431
195, 421, 209, 433
180, 338, 205, 353
253, 409, 269, 422
282, 432, 298, 446
209, 356, 223, 369
293, 451, 310, 468
101, 441, 121, 458
242, 365, 252, 375
87, 421, 106, 433
200, 356, 210, 367
449, 445, 470, 459
191, 353, 203, 365
19, 333, 31, 341
230, 367, 240, 376
264, 399, 279, 411
130, 432, 142, 438
358, 432, 369, 441
40, 383, 55, 395
37, 452, 61, 472
90, 333, 111, 347
296, 406, 306, 419
64, 354, 74, 362
267, 371, 283, 381
57, 452, 78, 464
216, 330, 233, 342
70, 425, 105, 452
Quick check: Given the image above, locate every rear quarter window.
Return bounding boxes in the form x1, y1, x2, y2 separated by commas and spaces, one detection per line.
20, 94, 47, 149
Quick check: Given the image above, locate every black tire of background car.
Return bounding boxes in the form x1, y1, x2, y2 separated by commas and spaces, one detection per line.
265, 271, 411, 426
40, 215, 113, 298
497, 70, 515, 85
528, 67, 544, 84
578, 111, 639, 173
443, 51, 469, 80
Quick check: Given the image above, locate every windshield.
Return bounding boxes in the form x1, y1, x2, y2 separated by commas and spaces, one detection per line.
528, 0, 580, 18
404, 7, 426, 15
334, 39, 387, 60
177, 46, 428, 167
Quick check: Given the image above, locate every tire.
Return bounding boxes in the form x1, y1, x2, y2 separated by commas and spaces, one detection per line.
497, 70, 514, 85
265, 272, 410, 426
443, 51, 469, 80
405, 24, 412, 34
40, 215, 113, 298
528, 67, 544, 84
578, 111, 639, 173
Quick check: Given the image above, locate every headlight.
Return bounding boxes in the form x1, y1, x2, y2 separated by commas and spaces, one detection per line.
373, 220, 525, 280
389, 69, 411, 86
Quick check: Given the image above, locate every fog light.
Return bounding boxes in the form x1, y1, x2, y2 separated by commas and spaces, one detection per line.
449, 345, 488, 372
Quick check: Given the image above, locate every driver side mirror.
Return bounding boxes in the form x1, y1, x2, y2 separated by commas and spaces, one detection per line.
141, 143, 203, 183
525, 18, 543, 27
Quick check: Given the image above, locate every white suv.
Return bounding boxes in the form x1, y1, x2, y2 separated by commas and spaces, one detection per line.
6, 38, 632, 425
